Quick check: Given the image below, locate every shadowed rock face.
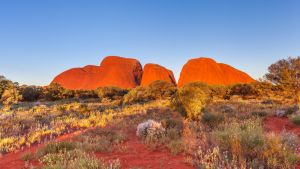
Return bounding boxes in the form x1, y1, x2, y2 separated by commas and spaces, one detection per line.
51, 56, 143, 90
178, 57, 254, 87
141, 64, 176, 86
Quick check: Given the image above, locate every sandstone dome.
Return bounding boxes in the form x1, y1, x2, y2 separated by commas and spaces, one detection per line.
51, 56, 143, 90
141, 63, 176, 86
178, 57, 254, 87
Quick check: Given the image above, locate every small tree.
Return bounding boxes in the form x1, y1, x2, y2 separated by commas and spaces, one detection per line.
265, 57, 300, 105
21, 85, 43, 102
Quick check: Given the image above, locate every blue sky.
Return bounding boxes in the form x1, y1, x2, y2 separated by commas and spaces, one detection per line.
0, 0, 300, 85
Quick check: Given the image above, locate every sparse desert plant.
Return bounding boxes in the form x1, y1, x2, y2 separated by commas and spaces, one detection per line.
201, 110, 224, 127
123, 86, 153, 104
36, 141, 76, 158
40, 149, 102, 169
251, 111, 267, 117
147, 80, 177, 99
1, 86, 22, 106
290, 115, 300, 125
97, 86, 128, 101
229, 83, 257, 98
136, 119, 166, 147
21, 152, 33, 162
167, 140, 183, 155
21, 85, 43, 102
171, 82, 212, 120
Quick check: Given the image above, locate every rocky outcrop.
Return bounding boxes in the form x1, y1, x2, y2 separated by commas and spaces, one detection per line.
178, 57, 254, 87
51, 56, 143, 90
141, 63, 176, 86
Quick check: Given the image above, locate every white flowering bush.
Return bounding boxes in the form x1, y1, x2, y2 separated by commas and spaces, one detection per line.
136, 119, 165, 140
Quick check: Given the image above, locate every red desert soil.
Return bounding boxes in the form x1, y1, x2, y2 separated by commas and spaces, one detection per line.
263, 116, 300, 136
0, 129, 193, 169
178, 57, 255, 87
0, 130, 86, 169
141, 63, 176, 86
263, 116, 300, 169
52, 56, 143, 90
96, 129, 192, 169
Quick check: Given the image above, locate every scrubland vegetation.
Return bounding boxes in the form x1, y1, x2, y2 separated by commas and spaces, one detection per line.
1, 57, 300, 168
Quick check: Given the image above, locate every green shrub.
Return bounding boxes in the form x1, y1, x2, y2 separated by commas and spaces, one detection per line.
171, 82, 212, 120
201, 110, 224, 127
36, 141, 76, 158
123, 86, 153, 104
167, 140, 183, 155
43, 83, 69, 101
1, 86, 22, 106
251, 111, 267, 117
73, 90, 98, 99
21, 152, 33, 161
21, 86, 42, 101
213, 119, 265, 159
41, 149, 103, 169
229, 83, 257, 98
291, 115, 300, 125
147, 80, 177, 99
97, 86, 128, 100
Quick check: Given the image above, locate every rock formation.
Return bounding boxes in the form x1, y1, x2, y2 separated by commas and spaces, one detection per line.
141, 63, 176, 86
52, 56, 143, 90
178, 57, 254, 87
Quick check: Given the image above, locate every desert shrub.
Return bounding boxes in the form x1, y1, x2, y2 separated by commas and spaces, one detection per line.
201, 110, 224, 127
123, 86, 153, 104
210, 85, 230, 100
43, 83, 69, 101
147, 80, 177, 99
213, 119, 265, 160
213, 118, 299, 168
36, 141, 76, 158
167, 140, 183, 155
40, 149, 102, 169
21, 85, 43, 101
161, 118, 183, 131
229, 83, 257, 98
75, 129, 126, 153
281, 131, 298, 150
0, 86, 22, 106
251, 111, 267, 117
97, 86, 128, 101
0, 76, 14, 99
285, 106, 298, 115
290, 115, 300, 125
21, 152, 33, 162
136, 120, 166, 147
172, 82, 212, 120
73, 90, 98, 99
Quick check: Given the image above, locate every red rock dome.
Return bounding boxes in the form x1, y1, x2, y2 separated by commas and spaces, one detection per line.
178, 57, 255, 87
51, 56, 143, 90
96, 56, 143, 89
141, 63, 176, 86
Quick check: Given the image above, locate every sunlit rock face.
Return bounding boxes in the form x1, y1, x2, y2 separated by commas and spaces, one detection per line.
51, 56, 143, 90
178, 57, 254, 87
141, 63, 176, 86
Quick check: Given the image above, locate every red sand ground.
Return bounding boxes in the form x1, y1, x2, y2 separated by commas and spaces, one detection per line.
0, 129, 193, 169
0, 130, 86, 169
96, 130, 193, 169
263, 116, 300, 136
263, 116, 300, 169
